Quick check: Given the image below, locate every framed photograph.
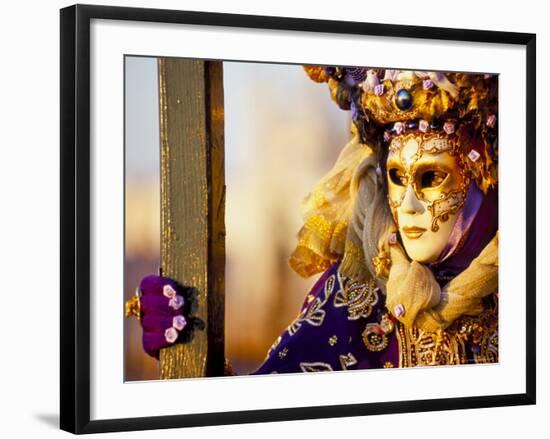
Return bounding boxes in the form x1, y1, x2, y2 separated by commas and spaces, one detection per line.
60, 4, 536, 434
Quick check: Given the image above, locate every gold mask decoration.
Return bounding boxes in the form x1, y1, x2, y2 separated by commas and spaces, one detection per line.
291, 67, 498, 278
386, 133, 470, 263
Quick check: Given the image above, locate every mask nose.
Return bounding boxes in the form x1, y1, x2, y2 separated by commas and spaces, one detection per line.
400, 185, 424, 215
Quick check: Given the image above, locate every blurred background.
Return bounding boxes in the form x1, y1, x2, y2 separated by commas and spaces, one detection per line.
124, 56, 351, 381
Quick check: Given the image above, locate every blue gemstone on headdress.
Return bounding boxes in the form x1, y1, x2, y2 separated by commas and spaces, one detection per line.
395, 88, 413, 111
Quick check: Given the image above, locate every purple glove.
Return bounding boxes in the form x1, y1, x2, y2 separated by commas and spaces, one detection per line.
138, 275, 195, 359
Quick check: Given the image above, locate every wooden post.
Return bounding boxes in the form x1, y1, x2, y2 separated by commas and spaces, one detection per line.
158, 58, 225, 379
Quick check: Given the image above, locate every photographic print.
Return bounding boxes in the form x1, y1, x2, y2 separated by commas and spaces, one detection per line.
124, 58, 499, 381
60, 5, 535, 432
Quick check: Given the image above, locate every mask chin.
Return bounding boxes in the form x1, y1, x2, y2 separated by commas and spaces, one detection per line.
403, 243, 442, 264
397, 205, 460, 264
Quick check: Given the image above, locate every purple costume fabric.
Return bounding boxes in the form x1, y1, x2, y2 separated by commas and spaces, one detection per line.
252, 260, 401, 374
431, 185, 498, 280
436, 182, 483, 264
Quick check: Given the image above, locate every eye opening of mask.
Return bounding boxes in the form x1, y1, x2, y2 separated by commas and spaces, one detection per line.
388, 168, 407, 186
419, 170, 449, 189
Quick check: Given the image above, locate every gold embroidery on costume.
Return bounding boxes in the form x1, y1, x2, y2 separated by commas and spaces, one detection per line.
461, 296, 499, 364
396, 293, 498, 367
398, 325, 464, 366
288, 274, 336, 336
362, 323, 390, 352
328, 335, 338, 346
383, 361, 394, 368
339, 353, 358, 370
362, 312, 395, 353
334, 272, 379, 320
299, 362, 334, 372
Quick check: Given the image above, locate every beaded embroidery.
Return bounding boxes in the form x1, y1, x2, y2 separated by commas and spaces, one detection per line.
334, 272, 379, 320
396, 293, 498, 367
287, 274, 336, 336
299, 362, 334, 372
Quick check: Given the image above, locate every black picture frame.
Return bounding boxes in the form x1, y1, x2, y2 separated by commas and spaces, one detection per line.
60, 3, 536, 434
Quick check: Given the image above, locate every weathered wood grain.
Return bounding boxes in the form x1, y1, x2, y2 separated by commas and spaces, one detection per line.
158, 58, 225, 379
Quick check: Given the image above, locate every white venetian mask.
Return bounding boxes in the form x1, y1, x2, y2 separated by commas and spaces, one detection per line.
386, 133, 469, 263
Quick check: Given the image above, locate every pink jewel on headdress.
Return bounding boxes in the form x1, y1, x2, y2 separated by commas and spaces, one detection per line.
172, 315, 187, 331
393, 122, 404, 135
419, 120, 429, 133
394, 304, 405, 318
169, 295, 184, 310
374, 83, 385, 96
388, 232, 397, 245
486, 114, 497, 128
422, 79, 434, 90
164, 327, 178, 344
163, 284, 177, 299
384, 130, 392, 142
443, 121, 455, 135
468, 149, 481, 162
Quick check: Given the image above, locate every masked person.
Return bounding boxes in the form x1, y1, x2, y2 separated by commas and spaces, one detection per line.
127, 67, 499, 374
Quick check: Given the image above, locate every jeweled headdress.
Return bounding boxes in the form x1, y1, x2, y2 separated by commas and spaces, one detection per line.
290, 66, 498, 279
